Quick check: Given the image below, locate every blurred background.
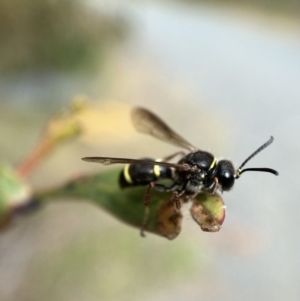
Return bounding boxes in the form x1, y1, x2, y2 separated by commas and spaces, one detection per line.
0, 0, 300, 300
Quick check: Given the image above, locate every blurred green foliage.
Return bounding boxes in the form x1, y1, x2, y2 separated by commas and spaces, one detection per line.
0, 166, 31, 225
0, 0, 127, 73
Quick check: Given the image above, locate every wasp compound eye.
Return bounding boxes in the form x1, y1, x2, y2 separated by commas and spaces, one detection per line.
217, 160, 235, 191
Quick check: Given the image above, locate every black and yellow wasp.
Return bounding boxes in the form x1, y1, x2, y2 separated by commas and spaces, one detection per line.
82, 107, 278, 234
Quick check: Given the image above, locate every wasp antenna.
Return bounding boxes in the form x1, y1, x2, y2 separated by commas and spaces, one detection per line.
238, 136, 274, 170
236, 167, 279, 178
235, 137, 277, 178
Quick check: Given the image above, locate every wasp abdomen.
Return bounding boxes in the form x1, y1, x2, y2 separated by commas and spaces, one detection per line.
119, 157, 172, 188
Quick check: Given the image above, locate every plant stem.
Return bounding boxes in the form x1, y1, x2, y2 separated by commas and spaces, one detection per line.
17, 138, 55, 178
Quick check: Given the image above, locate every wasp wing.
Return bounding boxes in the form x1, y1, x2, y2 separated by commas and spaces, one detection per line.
82, 156, 193, 171
131, 107, 196, 151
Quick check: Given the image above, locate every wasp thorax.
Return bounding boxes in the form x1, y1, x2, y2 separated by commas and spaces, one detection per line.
217, 160, 235, 191
182, 151, 215, 170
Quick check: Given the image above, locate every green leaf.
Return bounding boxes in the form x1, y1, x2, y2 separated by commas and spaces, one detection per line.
36, 169, 181, 239
36, 168, 226, 239
0, 166, 32, 226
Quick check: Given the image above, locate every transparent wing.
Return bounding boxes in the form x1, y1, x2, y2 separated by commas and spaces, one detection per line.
131, 107, 197, 151
81, 156, 193, 171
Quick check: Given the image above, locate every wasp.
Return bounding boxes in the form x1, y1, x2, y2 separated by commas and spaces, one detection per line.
82, 107, 278, 235
118, 152, 186, 189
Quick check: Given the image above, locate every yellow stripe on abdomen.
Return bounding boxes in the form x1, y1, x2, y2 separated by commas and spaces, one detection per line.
123, 164, 133, 184
154, 159, 162, 178
154, 165, 160, 177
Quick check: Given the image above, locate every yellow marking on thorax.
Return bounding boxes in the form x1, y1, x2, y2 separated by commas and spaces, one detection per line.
123, 164, 133, 184
209, 157, 217, 170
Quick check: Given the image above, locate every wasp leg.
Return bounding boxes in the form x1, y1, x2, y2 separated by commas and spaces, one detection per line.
172, 191, 180, 210
141, 182, 155, 237
155, 183, 185, 210
140, 182, 180, 237
171, 188, 187, 209
210, 177, 219, 194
